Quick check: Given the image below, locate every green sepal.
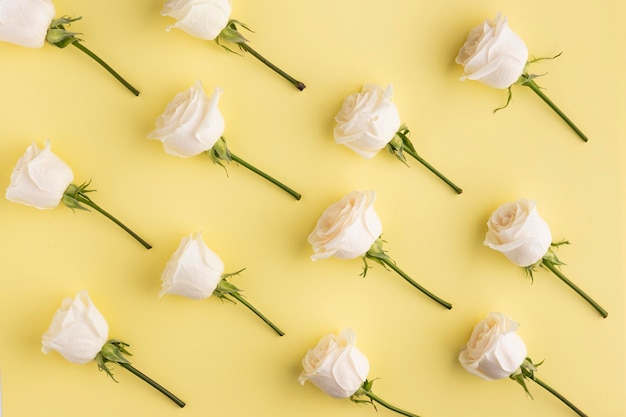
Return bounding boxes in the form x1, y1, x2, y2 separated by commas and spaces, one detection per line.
511, 53, 562, 105
350, 379, 378, 410
362, 378, 376, 392
50, 16, 83, 28
523, 260, 540, 283
100, 339, 132, 363
523, 240, 570, 281
214, 268, 246, 302
541, 240, 570, 267
47, 16, 83, 49
518, 52, 563, 86
62, 181, 96, 211
95, 339, 133, 382
499, 56, 560, 111
361, 237, 394, 277
510, 370, 532, 398
46, 28, 80, 47
510, 357, 544, 398
544, 240, 570, 263
528, 52, 563, 66
386, 125, 416, 166
215, 19, 254, 54
207, 136, 232, 174
493, 86, 513, 113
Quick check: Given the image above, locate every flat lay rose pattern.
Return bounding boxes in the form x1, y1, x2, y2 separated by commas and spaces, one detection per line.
0, 1, 621, 416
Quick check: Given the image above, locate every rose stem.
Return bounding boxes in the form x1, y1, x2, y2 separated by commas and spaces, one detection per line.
118, 362, 185, 408
238, 42, 305, 91
229, 152, 301, 200
228, 291, 285, 336
400, 146, 463, 194
542, 260, 607, 318
529, 375, 588, 417
363, 390, 420, 417
71, 41, 140, 96
522, 79, 587, 142
72, 193, 152, 249
372, 256, 452, 309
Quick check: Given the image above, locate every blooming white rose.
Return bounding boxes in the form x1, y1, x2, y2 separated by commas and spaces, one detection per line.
161, 0, 232, 41
455, 13, 528, 89
308, 190, 383, 261
148, 81, 226, 157
459, 312, 527, 381
334, 84, 401, 159
0, 0, 56, 48
160, 232, 225, 299
41, 291, 109, 364
298, 329, 369, 398
5, 140, 73, 209
484, 198, 552, 267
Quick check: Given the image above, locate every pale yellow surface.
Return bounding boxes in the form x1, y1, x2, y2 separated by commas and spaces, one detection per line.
0, 0, 624, 416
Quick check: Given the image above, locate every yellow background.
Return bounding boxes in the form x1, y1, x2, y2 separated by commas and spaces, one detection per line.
0, 0, 624, 416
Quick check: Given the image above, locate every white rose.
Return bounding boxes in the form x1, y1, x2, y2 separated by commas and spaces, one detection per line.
0, 0, 56, 48
161, 0, 231, 41
41, 291, 109, 364
455, 13, 528, 89
148, 81, 226, 157
298, 329, 369, 398
160, 232, 225, 299
459, 312, 527, 381
334, 84, 401, 159
484, 198, 552, 267
308, 190, 383, 261
5, 140, 74, 209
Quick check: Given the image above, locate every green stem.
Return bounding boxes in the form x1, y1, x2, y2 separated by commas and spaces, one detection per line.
229, 291, 285, 336
529, 375, 588, 417
522, 79, 587, 142
363, 390, 420, 417
118, 362, 185, 408
230, 152, 301, 200
368, 254, 452, 309
71, 41, 140, 96
542, 260, 607, 318
239, 42, 305, 91
73, 193, 152, 249
401, 146, 463, 194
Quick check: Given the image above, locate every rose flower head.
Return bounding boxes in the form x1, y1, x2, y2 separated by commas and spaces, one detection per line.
458, 312, 527, 381
334, 84, 401, 159
159, 232, 285, 336
483, 198, 552, 267
455, 13, 528, 89
41, 290, 109, 364
161, 0, 232, 41
308, 190, 382, 261
308, 190, 452, 309
160, 232, 225, 299
5, 140, 73, 209
148, 80, 225, 158
299, 328, 370, 398
459, 312, 591, 416
299, 328, 423, 417
0, 0, 56, 48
